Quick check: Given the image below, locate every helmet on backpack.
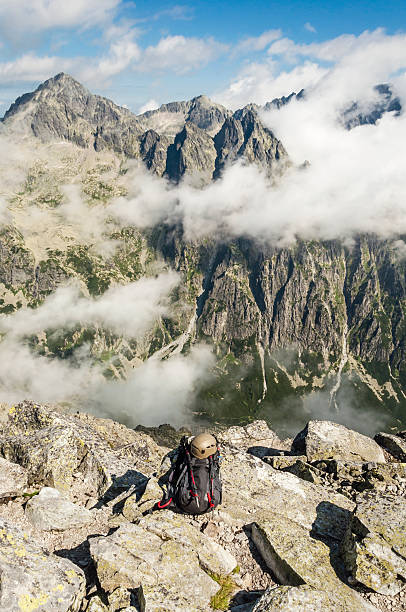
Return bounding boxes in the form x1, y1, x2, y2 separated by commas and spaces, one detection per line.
190, 433, 217, 459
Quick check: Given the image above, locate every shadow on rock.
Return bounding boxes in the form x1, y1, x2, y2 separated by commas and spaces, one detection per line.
310, 501, 350, 584
247, 446, 291, 459
92, 469, 148, 512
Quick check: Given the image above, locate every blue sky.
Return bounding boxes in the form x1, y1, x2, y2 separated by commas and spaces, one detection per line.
0, 0, 405, 115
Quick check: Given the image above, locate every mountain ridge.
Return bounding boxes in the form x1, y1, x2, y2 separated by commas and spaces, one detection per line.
1, 72, 287, 184
0, 74, 405, 435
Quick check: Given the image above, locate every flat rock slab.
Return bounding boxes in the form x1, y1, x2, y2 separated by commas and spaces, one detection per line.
0, 518, 85, 611
251, 513, 377, 612
342, 493, 406, 595
252, 585, 356, 612
90, 517, 235, 611
219, 446, 354, 542
0, 456, 28, 498
25, 487, 92, 531
137, 510, 237, 575
374, 432, 406, 462
293, 420, 386, 463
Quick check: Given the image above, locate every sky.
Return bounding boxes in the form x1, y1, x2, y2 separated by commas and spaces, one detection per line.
0, 0, 405, 116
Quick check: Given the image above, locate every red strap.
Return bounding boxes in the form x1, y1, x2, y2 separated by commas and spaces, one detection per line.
157, 497, 172, 509
207, 492, 214, 508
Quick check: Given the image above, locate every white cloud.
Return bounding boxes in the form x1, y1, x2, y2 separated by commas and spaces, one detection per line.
213, 60, 326, 109
0, 29, 226, 86
0, 53, 75, 84
91, 344, 214, 427
304, 22, 316, 33
0, 273, 179, 340
0, 0, 120, 38
138, 99, 159, 114
235, 29, 282, 53
138, 35, 228, 74
152, 5, 194, 21
215, 29, 406, 109
0, 337, 103, 405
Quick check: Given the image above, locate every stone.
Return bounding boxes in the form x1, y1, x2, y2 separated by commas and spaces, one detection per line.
314, 459, 406, 491
219, 446, 354, 541
252, 585, 353, 611
374, 432, 406, 462
282, 459, 324, 484
293, 421, 386, 463
108, 586, 133, 611
0, 402, 164, 500
137, 510, 237, 575
263, 455, 307, 469
0, 456, 28, 498
90, 520, 223, 611
216, 420, 289, 455
342, 493, 406, 595
87, 596, 109, 612
0, 518, 85, 611
25, 487, 92, 531
123, 476, 163, 521
251, 513, 377, 611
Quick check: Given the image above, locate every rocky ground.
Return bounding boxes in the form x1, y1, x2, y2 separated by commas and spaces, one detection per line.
0, 401, 405, 611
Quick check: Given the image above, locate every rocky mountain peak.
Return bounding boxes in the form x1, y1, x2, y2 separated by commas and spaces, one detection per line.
1, 73, 286, 181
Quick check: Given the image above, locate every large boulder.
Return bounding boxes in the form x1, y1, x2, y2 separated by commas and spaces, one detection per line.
251, 513, 377, 612
0, 402, 165, 500
216, 420, 289, 456
252, 585, 355, 612
25, 487, 92, 531
89, 513, 237, 611
292, 421, 386, 463
342, 493, 406, 595
0, 456, 28, 498
374, 431, 406, 461
0, 518, 85, 611
219, 446, 354, 541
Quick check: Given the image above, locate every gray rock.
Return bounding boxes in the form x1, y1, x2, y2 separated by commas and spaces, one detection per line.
137, 510, 237, 575
374, 431, 406, 461
251, 513, 377, 611
0, 518, 85, 611
216, 420, 289, 454
89, 520, 225, 611
25, 487, 92, 531
86, 596, 108, 612
0, 455, 28, 498
219, 446, 354, 541
263, 455, 307, 469
165, 122, 217, 184
293, 420, 386, 463
252, 585, 354, 611
342, 493, 406, 595
0, 401, 164, 499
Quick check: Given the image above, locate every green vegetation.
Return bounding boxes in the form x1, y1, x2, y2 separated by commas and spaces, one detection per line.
207, 571, 237, 611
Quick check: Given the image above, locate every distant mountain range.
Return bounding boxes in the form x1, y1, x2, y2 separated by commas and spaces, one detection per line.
0, 74, 405, 435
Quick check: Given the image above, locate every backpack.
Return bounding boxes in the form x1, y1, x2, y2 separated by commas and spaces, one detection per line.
158, 436, 222, 515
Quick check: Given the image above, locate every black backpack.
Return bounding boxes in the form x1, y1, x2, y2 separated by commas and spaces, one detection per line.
158, 436, 222, 515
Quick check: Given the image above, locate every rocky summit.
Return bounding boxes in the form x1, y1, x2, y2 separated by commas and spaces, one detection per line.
0, 401, 405, 611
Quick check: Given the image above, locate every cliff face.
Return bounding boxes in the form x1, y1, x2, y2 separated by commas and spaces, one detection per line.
0, 74, 405, 432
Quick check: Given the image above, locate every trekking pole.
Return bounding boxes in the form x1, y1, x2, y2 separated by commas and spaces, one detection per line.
183, 439, 200, 508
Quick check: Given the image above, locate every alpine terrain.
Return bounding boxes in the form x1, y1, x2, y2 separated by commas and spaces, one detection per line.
0, 73, 405, 436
